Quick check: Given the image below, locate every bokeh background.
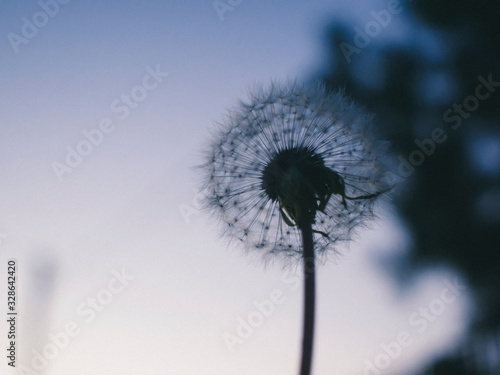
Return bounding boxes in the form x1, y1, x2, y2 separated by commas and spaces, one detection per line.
0, 0, 498, 374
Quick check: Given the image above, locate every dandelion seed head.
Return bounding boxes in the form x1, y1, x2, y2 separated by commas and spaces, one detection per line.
201, 81, 391, 263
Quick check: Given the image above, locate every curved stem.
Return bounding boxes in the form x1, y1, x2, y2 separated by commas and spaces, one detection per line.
299, 221, 315, 375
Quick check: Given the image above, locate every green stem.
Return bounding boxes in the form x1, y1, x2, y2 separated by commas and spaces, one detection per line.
299, 221, 315, 375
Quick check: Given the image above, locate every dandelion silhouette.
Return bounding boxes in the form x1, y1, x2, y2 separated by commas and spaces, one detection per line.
202, 82, 390, 375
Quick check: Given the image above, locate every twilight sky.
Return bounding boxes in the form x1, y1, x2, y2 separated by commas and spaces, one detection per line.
0, 1, 471, 374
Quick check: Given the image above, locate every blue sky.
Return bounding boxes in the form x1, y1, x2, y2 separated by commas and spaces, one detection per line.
0, 1, 471, 374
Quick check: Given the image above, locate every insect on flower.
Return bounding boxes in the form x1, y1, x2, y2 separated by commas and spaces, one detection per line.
201, 81, 391, 262
261, 145, 383, 236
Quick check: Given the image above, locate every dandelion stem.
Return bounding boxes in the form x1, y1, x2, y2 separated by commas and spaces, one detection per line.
299, 221, 315, 375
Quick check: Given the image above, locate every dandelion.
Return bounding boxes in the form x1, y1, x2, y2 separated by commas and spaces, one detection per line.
201, 82, 391, 375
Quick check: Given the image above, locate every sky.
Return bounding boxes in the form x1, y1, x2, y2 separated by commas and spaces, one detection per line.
0, 1, 473, 374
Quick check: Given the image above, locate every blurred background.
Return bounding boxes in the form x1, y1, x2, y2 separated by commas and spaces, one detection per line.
0, 0, 498, 374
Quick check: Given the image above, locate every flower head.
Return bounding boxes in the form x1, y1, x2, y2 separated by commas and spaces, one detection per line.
202, 82, 390, 263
